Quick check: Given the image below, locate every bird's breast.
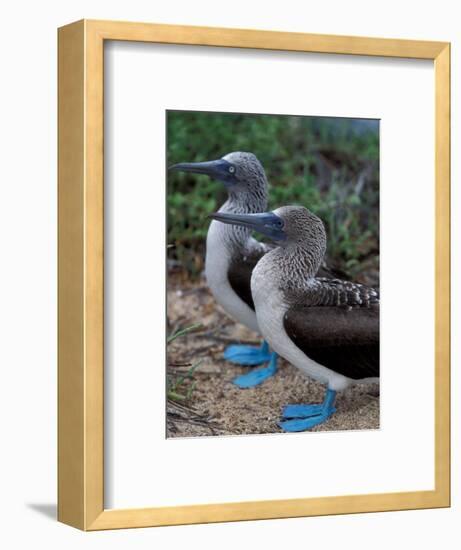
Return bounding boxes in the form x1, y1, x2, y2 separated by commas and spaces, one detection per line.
205, 221, 259, 333
251, 266, 287, 343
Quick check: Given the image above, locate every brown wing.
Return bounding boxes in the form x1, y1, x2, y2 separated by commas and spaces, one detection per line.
284, 304, 379, 380
316, 261, 349, 280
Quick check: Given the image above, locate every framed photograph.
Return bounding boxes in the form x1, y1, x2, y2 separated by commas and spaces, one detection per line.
166, 110, 380, 438
58, 20, 450, 530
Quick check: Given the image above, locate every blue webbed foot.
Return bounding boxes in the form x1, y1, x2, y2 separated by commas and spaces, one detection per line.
233, 353, 278, 388
223, 340, 271, 366
278, 389, 337, 432
282, 403, 328, 418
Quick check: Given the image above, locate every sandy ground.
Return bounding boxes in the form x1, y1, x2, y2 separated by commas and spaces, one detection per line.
167, 274, 379, 438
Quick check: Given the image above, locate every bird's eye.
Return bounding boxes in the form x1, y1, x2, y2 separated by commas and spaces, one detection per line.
276, 220, 284, 228
228, 166, 235, 174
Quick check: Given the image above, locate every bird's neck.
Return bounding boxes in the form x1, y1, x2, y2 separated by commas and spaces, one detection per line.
224, 188, 267, 214
214, 192, 267, 252
262, 241, 324, 288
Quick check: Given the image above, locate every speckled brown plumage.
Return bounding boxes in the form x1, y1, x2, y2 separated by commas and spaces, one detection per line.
257, 206, 380, 381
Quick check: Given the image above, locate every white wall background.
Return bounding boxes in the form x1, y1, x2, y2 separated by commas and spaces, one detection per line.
0, 0, 458, 548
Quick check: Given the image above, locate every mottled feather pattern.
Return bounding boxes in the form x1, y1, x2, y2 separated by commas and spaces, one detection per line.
251, 207, 379, 310
224, 151, 268, 208
227, 247, 347, 312
215, 155, 271, 279
286, 277, 379, 309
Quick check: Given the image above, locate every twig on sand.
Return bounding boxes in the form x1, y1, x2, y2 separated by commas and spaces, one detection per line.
203, 334, 259, 346
167, 399, 223, 435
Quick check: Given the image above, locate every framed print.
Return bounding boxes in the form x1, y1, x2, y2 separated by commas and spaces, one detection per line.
58, 20, 450, 530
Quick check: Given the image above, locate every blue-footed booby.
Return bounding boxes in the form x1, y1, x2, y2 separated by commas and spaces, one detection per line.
210, 206, 379, 432
169, 152, 278, 387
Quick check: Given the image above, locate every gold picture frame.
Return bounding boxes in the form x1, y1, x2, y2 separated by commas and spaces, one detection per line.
58, 19, 451, 530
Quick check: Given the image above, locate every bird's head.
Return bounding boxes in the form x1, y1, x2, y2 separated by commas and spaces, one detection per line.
209, 205, 327, 253
169, 151, 268, 200
272, 206, 327, 250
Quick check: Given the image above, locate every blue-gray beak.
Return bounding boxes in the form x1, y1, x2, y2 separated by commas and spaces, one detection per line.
209, 211, 286, 241
169, 159, 236, 186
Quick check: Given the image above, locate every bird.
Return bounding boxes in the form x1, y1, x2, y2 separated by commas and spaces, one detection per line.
209, 205, 379, 432
169, 152, 278, 388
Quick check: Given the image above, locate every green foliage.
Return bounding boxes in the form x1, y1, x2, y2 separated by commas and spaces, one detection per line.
167, 111, 379, 278
167, 362, 201, 403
